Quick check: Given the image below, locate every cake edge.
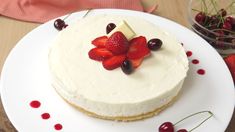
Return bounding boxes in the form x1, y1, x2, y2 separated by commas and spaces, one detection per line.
53, 83, 180, 121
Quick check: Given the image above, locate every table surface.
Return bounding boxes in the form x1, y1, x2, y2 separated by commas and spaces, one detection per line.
0, 0, 234, 131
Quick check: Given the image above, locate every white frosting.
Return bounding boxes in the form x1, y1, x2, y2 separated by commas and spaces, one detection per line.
48, 15, 189, 117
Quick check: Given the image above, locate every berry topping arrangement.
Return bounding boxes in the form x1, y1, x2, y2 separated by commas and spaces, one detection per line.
190, 0, 235, 53
158, 111, 213, 132
88, 21, 163, 74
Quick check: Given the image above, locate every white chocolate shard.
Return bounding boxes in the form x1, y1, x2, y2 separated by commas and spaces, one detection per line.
108, 20, 136, 40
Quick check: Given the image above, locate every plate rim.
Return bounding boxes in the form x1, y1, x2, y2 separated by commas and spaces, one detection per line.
0, 8, 234, 131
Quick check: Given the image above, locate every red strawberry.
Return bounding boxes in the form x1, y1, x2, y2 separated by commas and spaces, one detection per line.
88, 48, 113, 61
106, 31, 129, 55
92, 36, 108, 48
130, 58, 144, 68
224, 54, 235, 82
127, 36, 150, 59
102, 54, 126, 70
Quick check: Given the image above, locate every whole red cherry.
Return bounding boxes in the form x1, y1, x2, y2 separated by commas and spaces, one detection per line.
159, 122, 174, 132
177, 129, 188, 132
195, 12, 206, 24
222, 22, 232, 30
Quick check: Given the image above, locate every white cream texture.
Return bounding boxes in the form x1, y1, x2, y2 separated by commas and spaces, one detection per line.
48, 15, 189, 117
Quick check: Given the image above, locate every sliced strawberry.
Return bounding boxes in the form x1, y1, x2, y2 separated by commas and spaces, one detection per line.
130, 58, 144, 68
127, 36, 150, 59
92, 36, 108, 48
106, 31, 129, 55
102, 54, 126, 70
88, 48, 113, 61
224, 54, 235, 82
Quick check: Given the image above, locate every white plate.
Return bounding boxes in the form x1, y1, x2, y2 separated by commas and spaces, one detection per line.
0, 9, 235, 132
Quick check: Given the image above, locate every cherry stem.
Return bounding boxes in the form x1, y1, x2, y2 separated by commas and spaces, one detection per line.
174, 111, 213, 132
225, 1, 235, 10
192, 8, 202, 13
62, 9, 92, 21
82, 9, 92, 18
201, 0, 208, 14
63, 13, 71, 21
191, 8, 214, 16
189, 111, 213, 132
208, 0, 224, 26
209, 0, 218, 13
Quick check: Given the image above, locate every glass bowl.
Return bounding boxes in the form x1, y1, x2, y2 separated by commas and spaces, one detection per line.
188, 0, 235, 55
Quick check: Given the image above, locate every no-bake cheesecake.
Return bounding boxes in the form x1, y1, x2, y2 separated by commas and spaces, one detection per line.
48, 15, 189, 121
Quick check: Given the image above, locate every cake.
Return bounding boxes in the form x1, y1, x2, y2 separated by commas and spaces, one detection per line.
48, 14, 189, 121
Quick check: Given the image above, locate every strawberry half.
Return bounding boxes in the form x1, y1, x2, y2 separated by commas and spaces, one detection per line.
88, 48, 113, 61
106, 31, 129, 55
92, 36, 108, 48
102, 54, 126, 70
127, 36, 150, 59
130, 58, 144, 68
224, 54, 235, 83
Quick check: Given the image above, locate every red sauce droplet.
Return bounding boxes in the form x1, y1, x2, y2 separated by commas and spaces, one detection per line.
192, 59, 199, 64
41, 113, 50, 120
197, 69, 205, 75
54, 123, 63, 130
30, 100, 41, 108
186, 51, 192, 57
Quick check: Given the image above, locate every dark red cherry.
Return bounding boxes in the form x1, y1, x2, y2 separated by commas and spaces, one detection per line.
54, 19, 66, 31
147, 38, 162, 51
159, 122, 174, 132
210, 15, 220, 24
222, 22, 232, 30
233, 24, 235, 31
121, 60, 133, 75
195, 12, 206, 23
225, 16, 234, 24
177, 129, 188, 132
106, 23, 116, 34
226, 17, 235, 31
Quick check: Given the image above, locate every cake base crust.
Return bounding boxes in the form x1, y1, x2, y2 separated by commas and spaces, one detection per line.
54, 84, 179, 121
